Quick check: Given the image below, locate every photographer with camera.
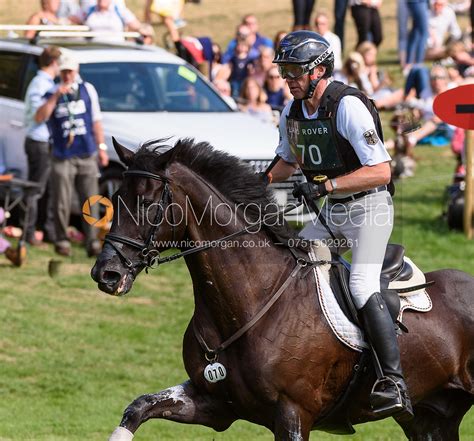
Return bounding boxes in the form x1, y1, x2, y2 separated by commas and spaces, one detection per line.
36, 50, 108, 258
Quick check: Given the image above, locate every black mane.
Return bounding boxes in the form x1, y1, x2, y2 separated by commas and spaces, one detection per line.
131, 138, 301, 246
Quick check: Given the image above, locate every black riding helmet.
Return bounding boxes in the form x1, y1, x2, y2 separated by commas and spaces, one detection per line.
273, 31, 334, 99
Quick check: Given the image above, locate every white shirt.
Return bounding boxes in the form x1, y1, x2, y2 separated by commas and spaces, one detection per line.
276, 94, 391, 166
427, 5, 462, 49
83, 3, 136, 41
24, 70, 56, 142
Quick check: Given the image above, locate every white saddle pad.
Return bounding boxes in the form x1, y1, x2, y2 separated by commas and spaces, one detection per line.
308, 244, 433, 352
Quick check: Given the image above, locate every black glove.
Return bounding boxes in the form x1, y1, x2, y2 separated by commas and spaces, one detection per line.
292, 182, 329, 203
258, 172, 270, 186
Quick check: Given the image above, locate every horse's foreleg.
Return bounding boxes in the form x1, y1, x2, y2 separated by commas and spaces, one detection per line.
273, 397, 314, 441
108, 380, 236, 440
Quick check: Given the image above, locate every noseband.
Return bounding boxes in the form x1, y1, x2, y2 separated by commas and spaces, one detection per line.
104, 170, 174, 271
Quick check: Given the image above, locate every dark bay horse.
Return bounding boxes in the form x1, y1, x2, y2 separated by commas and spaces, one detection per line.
91, 138, 474, 441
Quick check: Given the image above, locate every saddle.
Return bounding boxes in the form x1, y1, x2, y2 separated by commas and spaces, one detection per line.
331, 243, 414, 327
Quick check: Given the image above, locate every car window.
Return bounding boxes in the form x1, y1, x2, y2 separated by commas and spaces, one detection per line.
0, 51, 25, 100
79, 62, 231, 112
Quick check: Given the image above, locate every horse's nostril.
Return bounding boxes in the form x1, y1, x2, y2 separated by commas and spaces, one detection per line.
103, 270, 122, 285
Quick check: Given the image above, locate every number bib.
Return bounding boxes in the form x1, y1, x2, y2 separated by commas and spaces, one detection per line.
204, 362, 227, 383
286, 117, 343, 173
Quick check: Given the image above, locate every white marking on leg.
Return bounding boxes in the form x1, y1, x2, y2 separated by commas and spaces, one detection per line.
152, 383, 196, 419
288, 415, 303, 441
108, 426, 134, 441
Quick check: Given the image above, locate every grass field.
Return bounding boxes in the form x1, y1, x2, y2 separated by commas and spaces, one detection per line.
1, 0, 474, 439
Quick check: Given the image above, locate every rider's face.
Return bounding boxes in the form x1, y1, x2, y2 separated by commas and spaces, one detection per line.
285, 65, 325, 99
285, 74, 310, 99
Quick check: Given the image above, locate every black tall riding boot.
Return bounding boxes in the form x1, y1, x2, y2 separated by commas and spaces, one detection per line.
359, 292, 414, 421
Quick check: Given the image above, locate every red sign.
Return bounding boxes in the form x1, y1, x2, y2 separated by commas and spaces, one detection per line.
433, 84, 474, 130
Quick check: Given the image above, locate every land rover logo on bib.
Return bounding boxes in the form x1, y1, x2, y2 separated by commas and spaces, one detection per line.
363, 129, 378, 145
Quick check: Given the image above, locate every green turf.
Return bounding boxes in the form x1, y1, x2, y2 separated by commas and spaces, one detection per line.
0, 146, 473, 440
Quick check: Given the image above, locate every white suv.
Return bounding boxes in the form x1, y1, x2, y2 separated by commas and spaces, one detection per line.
0, 36, 300, 207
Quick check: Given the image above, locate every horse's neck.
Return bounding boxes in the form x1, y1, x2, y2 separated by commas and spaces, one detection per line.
185, 230, 294, 336
178, 171, 295, 330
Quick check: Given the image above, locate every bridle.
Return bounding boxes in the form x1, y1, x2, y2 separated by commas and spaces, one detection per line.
104, 169, 174, 272
104, 168, 303, 273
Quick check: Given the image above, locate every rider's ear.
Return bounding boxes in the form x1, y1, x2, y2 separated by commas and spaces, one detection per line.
112, 137, 134, 166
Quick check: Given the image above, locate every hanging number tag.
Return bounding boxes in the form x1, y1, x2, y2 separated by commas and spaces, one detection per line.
204, 362, 227, 383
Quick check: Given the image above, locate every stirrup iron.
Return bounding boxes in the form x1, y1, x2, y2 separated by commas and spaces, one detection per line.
370, 376, 403, 416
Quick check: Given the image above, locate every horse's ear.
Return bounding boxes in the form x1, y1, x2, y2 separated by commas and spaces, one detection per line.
112, 137, 134, 166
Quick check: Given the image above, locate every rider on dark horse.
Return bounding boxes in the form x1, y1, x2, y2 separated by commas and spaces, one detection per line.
268, 30, 414, 421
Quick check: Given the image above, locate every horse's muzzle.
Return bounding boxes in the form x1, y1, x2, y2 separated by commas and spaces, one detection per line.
91, 243, 136, 296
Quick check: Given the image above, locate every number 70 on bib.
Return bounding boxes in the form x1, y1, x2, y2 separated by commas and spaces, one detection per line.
297, 144, 323, 166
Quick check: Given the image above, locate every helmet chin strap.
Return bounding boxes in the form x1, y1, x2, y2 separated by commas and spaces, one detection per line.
303, 69, 321, 100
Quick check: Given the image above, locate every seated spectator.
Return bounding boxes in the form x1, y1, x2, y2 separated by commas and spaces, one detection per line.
144, 0, 184, 44
426, 0, 463, 61
448, 0, 471, 13
213, 79, 237, 107
221, 15, 273, 64
216, 39, 254, 99
263, 66, 291, 112
0, 208, 25, 266
238, 77, 274, 124
357, 41, 404, 109
57, 0, 80, 22
445, 62, 465, 85
211, 43, 225, 81
242, 14, 273, 50
273, 30, 288, 50
221, 24, 260, 64
25, 0, 61, 38
404, 65, 455, 152
313, 10, 343, 72
69, 0, 128, 23
248, 46, 275, 87
213, 78, 232, 97
84, 0, 141, 41
446, 40, 474, 76
337, 51, 369, 91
